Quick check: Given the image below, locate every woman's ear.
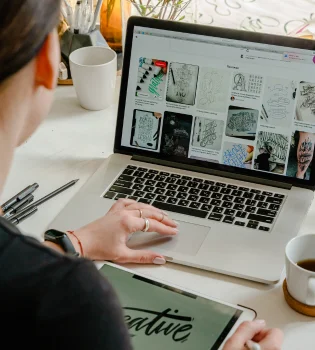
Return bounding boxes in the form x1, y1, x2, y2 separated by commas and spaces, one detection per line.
35, 30, 60, 90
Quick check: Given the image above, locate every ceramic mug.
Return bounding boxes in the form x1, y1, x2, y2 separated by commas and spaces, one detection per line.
69, 46, 117, 111
285, 233, 315, 305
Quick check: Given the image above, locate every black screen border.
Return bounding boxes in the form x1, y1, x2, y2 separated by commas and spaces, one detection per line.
114, 16, 315, 191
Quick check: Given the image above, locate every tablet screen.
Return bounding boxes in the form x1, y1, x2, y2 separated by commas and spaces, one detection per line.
100, 264, 243, 350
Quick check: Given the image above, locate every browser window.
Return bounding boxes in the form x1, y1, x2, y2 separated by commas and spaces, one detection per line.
121, 26, 315, 181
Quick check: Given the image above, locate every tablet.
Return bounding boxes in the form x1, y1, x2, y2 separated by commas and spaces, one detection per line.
99, 263, 256, 350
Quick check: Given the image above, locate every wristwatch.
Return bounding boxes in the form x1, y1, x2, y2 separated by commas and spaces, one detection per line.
44, 229, 79, 257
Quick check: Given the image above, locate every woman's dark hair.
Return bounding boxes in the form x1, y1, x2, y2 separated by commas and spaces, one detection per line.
0, 0, 61, 83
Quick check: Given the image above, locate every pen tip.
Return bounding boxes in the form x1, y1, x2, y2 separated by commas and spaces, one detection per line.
74, 179, 80, 183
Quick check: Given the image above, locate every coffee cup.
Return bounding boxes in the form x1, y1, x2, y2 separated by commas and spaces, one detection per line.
285, 233, 315, 306
69, 46, 117, 111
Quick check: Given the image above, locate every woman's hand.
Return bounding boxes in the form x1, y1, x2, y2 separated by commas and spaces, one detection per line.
72, 199, 179, 264
223, 320, 283, 350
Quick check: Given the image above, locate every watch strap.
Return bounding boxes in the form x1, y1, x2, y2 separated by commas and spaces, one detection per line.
45, 229, 79, 257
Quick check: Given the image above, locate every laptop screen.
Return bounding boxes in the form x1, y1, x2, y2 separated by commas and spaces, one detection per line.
117, 18, 315, 186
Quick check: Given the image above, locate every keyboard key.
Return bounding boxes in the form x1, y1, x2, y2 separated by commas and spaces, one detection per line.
239, 187, 249, 192
274, 194, 285, 198
178, 200, 189, 206
234, 197, 245, 204
269, 204, 280, 211
182, 176, 192, 181
265, 197, 283, 205
245, 199, 257, 206
166, 184, 178, 191
243, 192, 254, 199
132, 184, 143, 191
231, 190, 242, 196
176, 192, 187, 199
119, 175, 134, 182
165, 177, 177, 184
128, 196, 138, 201
210, 186, 220, 192
227, 184, 237, 189
250, 189, 261, 194
262, 191, 273, 196
257, 201, 268, 208
222, 195, 233, 202
133, 171, 145, 177
115, 194, 128, 200
201, 204, 212, 211
145, 180, 156, 186
148, 169, 158, 174
210, 199, 222, 206
188, 195, 199, 201
216, 182, 226, 187
143, 173, 155, 180
154, 188, 165, 195
208, 213, 223, 221
138, 167, 148, 172
235, 221, 245, 226
139, 198, 152, 204
222, 201, 233, 208
204, 180, 214, 185
189, 188, 200, 195
233, 204, 245, 211
248, 214, 274, 224
123, 169, 134, 176
213, 206, 224, 213
220, 188, 231, 194
224, 209, 235, 216
109, 185, 133, 195
127, 165, 137, 170
200, 190, 210, 197
171, 174, 181, 178
134, 190, 145, 197
176, 179, 187, 186
256, 209, 277, 217
259, 226, 270, 231
156, 182, 167, 188
156, 195, 167, 202
145, 193, 156, 200
134, 178, 146, 184
190, 202, 201, 209
193, 178, 203, 183
160, 172, 169, 176
104, 191, 116, 199
114, 180, 132, 188
153, 201, 208, 218
199, 197, 210, 204
167, 197, 178, 205
178, 186, 189, 193
247, 222, 258, 229
223, 216, 234, 224
155, 175, 166, 182
211, 193, 222, 199
254, 195, 266, 201
198, 183, 209, 190
245, 206, 256, 213
236, 211, 247, 218
188, 181, 199, 188
165, 190, 176, 197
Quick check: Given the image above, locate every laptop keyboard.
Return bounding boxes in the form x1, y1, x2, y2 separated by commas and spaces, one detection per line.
103, 165, 286, 232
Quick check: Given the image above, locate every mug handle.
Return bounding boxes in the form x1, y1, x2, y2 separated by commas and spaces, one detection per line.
306, 277, 315, 305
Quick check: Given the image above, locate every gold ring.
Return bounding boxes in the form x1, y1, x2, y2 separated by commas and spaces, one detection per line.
142, 218, 150, 232
138, 209, 143, 218
160, 213, 165, 222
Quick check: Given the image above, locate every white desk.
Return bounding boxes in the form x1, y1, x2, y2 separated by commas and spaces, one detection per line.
3, 77, 315, 349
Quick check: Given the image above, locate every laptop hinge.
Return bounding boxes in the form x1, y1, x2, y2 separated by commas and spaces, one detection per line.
131, 155, 292, 190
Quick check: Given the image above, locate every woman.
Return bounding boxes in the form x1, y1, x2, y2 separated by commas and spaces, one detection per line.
0, 1, 283, 349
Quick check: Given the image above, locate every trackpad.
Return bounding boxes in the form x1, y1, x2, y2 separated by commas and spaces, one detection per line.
127, 221, 210, 256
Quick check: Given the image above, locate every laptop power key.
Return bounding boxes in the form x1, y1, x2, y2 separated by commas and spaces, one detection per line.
152, 201, 208, 218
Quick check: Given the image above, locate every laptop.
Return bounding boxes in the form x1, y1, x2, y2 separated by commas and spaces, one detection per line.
48, 17, 315, 284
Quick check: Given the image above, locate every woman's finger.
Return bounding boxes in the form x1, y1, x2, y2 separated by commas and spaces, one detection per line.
131, 217, 179, 236
123, 202, 168, 215
128, 209, 177, 228
115, 247, 166, 265
109, 198, 138, 212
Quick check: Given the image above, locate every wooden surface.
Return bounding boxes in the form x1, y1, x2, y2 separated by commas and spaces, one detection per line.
3, 77, 315, 349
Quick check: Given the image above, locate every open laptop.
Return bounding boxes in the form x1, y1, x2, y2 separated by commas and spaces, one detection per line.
48, 17, 315, 284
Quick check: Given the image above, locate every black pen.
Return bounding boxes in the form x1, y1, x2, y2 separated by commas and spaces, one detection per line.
1, 183, 39, 213
11, 179, 79, 219
3, 194, 34, 219
170, 68, 176, 85
10, 206, 38, 225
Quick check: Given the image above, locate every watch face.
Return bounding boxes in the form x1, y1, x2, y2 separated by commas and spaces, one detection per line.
45, 229, 65, 239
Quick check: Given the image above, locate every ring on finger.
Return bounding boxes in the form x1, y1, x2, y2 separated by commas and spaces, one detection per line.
160, 212, 165, 222
142, 218, 150, 232
138, 209, 143, 218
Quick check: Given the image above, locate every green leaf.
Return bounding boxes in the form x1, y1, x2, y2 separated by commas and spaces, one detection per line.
178, 15, 185, 21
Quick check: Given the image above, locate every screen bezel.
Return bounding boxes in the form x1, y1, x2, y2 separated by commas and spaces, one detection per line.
100, 262, 256, 350
114, 16, 315, 191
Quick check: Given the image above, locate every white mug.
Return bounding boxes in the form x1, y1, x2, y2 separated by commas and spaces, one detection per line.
69, 46, 117, 111
285, 233, 315, 305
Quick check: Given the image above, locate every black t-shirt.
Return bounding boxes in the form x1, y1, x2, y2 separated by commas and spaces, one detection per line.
0, 217, 132, 349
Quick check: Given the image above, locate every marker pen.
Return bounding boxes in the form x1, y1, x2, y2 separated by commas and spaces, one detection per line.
144, 58, 153, 64
137, 77, 144, 83
142, 63, 152, 70
139, 67, 149, 75
153, 66, 162, 76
